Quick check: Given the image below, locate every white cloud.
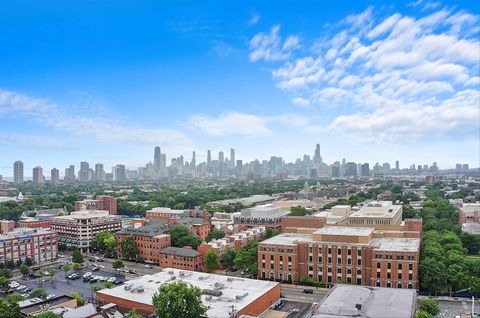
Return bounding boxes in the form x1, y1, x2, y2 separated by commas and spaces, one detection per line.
249, 13, 260, 25
0, 89, 192, 147
189, 112, 271, 136
249, 6, 480, 142
249, 25, 299, 62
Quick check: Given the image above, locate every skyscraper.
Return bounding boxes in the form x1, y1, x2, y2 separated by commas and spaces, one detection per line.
154, 146, 161, 173
345, 162, 357, 177
230, 148, 235, 168
32, 166, 44, 185
395, 161, 400, 170
95, 163, 105, 181
207, 150, 212, 167
361, 163, 370, 177
64, 165, 76, 183
51, 168, 60, 184
314, 144, 322, 167
13, 161, 24, 184
78, 161, 90, 182
113, 164, 126, 182
191, 151, 196, 168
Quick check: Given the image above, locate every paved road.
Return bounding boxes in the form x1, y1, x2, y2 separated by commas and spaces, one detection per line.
281, 286, 327, 304
437, 299, 478, 317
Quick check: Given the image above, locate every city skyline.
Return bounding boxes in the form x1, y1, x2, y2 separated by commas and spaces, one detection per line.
2, 144, 467, 180
0, 1, 479, 176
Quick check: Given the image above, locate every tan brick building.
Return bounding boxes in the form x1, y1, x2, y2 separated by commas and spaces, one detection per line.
159, 247, 203, 271
75, 195, 117, 215
259, 225, 421, 289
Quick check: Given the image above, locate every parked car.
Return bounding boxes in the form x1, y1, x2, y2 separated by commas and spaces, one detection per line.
46, 294, 56, 300
91, 266, 100, 272
95, 257, 104, 262
9, 281, 20, 288
128, 269, 136, 274
113, 279, 123, 285
107, 277, 116, 283
89, 258, 96, 262
83, 272, 92, 278
144, 264, 152, 269
303, 289, 314, 294
16, 285, 26, 292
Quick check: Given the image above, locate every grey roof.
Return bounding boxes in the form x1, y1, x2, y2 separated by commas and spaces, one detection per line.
116, 221, 170, 237
161, 246, 201, 257
63, 303, 97, 318
175, 217, 207, 227
313, 285, 416, 318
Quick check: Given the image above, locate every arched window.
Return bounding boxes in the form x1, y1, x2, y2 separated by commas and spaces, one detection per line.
386, 281, 392, 288
407, 282, 413, 289
376, 281, 381, 287
397, 282, 402, 288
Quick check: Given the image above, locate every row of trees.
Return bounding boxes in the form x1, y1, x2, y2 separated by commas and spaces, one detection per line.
419, 187, 480, 295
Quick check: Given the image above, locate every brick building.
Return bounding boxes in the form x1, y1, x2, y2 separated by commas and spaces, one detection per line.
115, 222, 171, 264
198, 226, 265, 259
18, 218, 52, 229
96, 268, 280, 317
51, 210, 122, 252
0, 220, 15, 234
0, 228, 57, 265
258, 226, 420, 289
458, 203, 480, 224
145, 207, 186, 222
159, 247, 203, 271
75, 195, 117, 215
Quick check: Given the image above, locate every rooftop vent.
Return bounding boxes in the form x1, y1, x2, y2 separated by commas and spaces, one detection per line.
213, 282, 224, 289
203, 289, 222, 297
235, 292, 248, 300
355, 304, 362, 310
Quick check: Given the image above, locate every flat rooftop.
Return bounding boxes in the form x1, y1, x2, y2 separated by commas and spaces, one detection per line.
313, 284, 416, 318
348, 201, 401, 219
0, 228, 54, 239
260, 233, 314, 246
314, 226, 375, 236
371, 237, 420, 252
53, 210, 112, 219
97, 268, 279, 318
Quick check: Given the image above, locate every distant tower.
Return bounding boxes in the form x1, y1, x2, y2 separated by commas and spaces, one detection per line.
191, 151, 196, 168
95, 163, 105, 181
207, 150, 212, 167
154, 146, 161, 173
51, 168, 60, 184
32, 166, 44, 185
395, 161, 400, 170
13, 160, 24, 184
230, 148, 235, 169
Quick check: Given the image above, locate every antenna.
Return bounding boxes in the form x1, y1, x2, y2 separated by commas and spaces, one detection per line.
228, 305, 237, 318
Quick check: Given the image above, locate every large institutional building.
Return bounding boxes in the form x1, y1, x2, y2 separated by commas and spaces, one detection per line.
51, 210, 122, 251
74, 195, 118, 215
0, 228, 57, 265
259, 201, 422, 289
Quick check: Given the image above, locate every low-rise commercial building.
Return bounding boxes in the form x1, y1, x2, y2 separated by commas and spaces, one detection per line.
96, 268, 280, 317
0, 228, 57, 265
258, 226, 420, 289
313, 284, 416, 318
51, 210, 122, 252
115, 222, 171, 264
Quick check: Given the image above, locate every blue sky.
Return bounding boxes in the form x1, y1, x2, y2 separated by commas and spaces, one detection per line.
0, 0, 479, 177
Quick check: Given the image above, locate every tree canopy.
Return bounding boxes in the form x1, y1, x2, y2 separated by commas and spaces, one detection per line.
152, 282, 207, 318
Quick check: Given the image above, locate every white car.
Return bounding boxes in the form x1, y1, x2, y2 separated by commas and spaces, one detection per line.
83, 272, 92, 278
144, 264, 153, 269
8, 281, 19, 288
46, 294, 56, 300
107, 277, 116, 283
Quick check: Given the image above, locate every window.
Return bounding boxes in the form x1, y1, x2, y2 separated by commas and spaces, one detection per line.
387, 263, 391, 270
337, 257, 342, 265
398, 263, 402, 270
357, 249, 362, 256
328, 248, 332, 254
398, 273, 402, 280
376, 272, 381, 278
337, 268, 342, 274
377, 262, 381, 269
271, 255, 274, 261
376, 281, 381, 287
409, 264, 413, 271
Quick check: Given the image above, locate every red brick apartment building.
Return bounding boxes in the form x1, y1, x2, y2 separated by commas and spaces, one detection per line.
115, 222, 171, 264
0, 228, 57, 265
17, 218, 51, 229
458, 203, 480, 224
75, 195, 117, 215
159, 247, 203, 271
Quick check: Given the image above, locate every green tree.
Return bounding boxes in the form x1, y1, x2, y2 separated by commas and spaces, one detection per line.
112, 259, 124, 270
7, 294, 24, 304
418, 299, 440, 317
47, 268, 57, 282
121, 235, 139, 261
264, 228, 280, 240
205, 229, 225, 242
204, 250, 219, 272
61, 263, 72, 278
92, 285, 103, 292
127, 309, 143, 318
234, 241, 258, 277
104, 281, 113, 289
152, 282, 207, 318
29, 288, 48, 300
289, 205, 312, 216
0, 276, 10, 290
20, 264, 30, 277
415, 311, 432, 318
0, 300, 22, 318
31, 312, 62, 318
72, 249, 83, 263
0, 268, 11, 278
420, 257, 446, 293
72, 263, 82, 271
104, 236, 117, 257
220, 249, 236, 270
69, 291, 85, 306
170, 226, 201, 249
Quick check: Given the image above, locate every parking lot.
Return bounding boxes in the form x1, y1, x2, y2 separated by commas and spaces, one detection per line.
437, 299, 478, 317
6, 265, 127, 303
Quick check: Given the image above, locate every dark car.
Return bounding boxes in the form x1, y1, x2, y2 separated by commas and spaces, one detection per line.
128, 269, 136, 274
280, 292, 285, 298
303, 289, 314, 294
114, 279, 123, 285
89, 258, 96, 262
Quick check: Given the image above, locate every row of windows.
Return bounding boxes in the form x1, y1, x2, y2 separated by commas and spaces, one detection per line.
377, 262, 414, 270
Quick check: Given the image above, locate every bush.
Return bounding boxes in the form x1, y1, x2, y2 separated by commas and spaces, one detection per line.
418, 299, 440, 317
